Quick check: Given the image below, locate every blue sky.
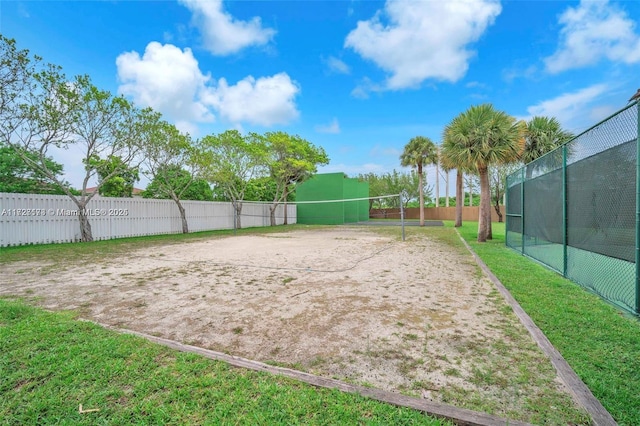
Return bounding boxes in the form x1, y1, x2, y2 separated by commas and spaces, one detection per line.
2, 0, 640, 192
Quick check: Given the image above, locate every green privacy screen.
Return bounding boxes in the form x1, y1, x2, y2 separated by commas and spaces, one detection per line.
296, 173, 369, 225
506, 102, 639, 315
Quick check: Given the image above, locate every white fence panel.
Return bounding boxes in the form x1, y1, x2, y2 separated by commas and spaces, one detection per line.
0, 193, 297, 247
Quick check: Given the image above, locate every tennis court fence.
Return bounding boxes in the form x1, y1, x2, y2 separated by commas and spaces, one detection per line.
506, 101, 639, 315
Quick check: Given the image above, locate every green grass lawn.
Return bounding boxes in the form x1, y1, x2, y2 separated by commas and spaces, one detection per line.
452, 221, 640, 426
0, 299, 448, 425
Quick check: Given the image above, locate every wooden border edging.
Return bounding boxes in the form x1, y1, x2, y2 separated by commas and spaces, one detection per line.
105, 326, 532, 426
454, 230, 617, 426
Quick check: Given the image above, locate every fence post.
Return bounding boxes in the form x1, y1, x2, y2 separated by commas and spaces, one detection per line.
563, 144, 568, 277
505, 174, 510, 248
521, 167, 525, 255
400, 193, 405, 242
636, 100, 640, 315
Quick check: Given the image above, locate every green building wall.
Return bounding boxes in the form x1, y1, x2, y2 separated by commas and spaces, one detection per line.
296, 173, 369, 225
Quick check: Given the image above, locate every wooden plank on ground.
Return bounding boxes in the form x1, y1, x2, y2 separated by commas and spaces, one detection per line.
104, 325, 532, 426
455, 230, 617, 426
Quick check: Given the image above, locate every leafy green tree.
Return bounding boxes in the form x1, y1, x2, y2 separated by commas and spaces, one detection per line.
358, 173, 385, 209
91, 155, 139, 197
400, 136, 438, 226
442, 104, 523, 242
383, 169, 428, 208
0, 144, 70, 194
215, 176, 295, 203
143, 166, 212, 201
247, 176, 293, 202
265, 132, 329, 226
358, 170, 430, 212
0, 36, 143, 241
202, 130, 267, 229
490, 163, 520, 222
137, 114, 206, 233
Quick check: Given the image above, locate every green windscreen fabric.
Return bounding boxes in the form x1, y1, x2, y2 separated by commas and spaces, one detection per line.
505, 102, 638, 315
566, 139, 636, 263
506, 182, 522, 234
523, 168, 563, 245
506, 172, 523, 252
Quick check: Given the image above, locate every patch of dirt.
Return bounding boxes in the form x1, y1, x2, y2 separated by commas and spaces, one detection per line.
0, 227, 589, 423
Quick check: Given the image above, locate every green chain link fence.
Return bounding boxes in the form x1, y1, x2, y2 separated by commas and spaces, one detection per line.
506, 101, 639, 315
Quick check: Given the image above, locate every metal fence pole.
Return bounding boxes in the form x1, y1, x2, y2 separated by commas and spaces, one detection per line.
563, 144, 568, 277
505, 174, 510, 248
400, 193, 405, 242
636, 100, 640, 315
521, 167, 525, 254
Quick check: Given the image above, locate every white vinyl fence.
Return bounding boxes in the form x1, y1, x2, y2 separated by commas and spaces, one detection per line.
0, 193, 296, 247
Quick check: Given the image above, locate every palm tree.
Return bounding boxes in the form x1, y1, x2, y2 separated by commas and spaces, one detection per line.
440, 147, 472, 228
400, 136, 438, 226
522, 116, 573, 177
442, 104, 523, 242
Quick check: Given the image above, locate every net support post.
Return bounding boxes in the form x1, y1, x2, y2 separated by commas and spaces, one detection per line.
636, 101, 640, 315
400, 193, 405, 241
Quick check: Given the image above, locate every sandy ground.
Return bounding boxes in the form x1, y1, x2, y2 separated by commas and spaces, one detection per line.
0, 227, 586, 422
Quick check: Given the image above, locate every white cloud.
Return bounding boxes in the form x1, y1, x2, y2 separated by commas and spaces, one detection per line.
350, 77, 382, 99
501, 64, 538, 83
206, 73, 300, 126
589, 105, 617, 122
17, 3, 30, 18
324, 56, 350, 74
117, 42, 216, 128
520, 84, 608, 131
179, 0, 275, 55
465, 81, 487, 89
545, 0, 640, 73
369, 144, 401, 158
344, 0, 501, 90
315, 118, 341, 134
117, 42, 300, 130
351, 86, 369, 100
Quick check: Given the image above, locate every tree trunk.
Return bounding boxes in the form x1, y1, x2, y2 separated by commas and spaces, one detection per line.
494, 193, 503, 223
234, 200, 242, 229
283, 185, 289, 225
173, 198, 188, 234
477, 166, 491, 242
445, 170, 450, 207
418, 166, 424, 226
269, 204, 277, 226
525, 166, 533, 180
435, 163, 440, 207
455, 170, 463, 227
77, 203, 93, 242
